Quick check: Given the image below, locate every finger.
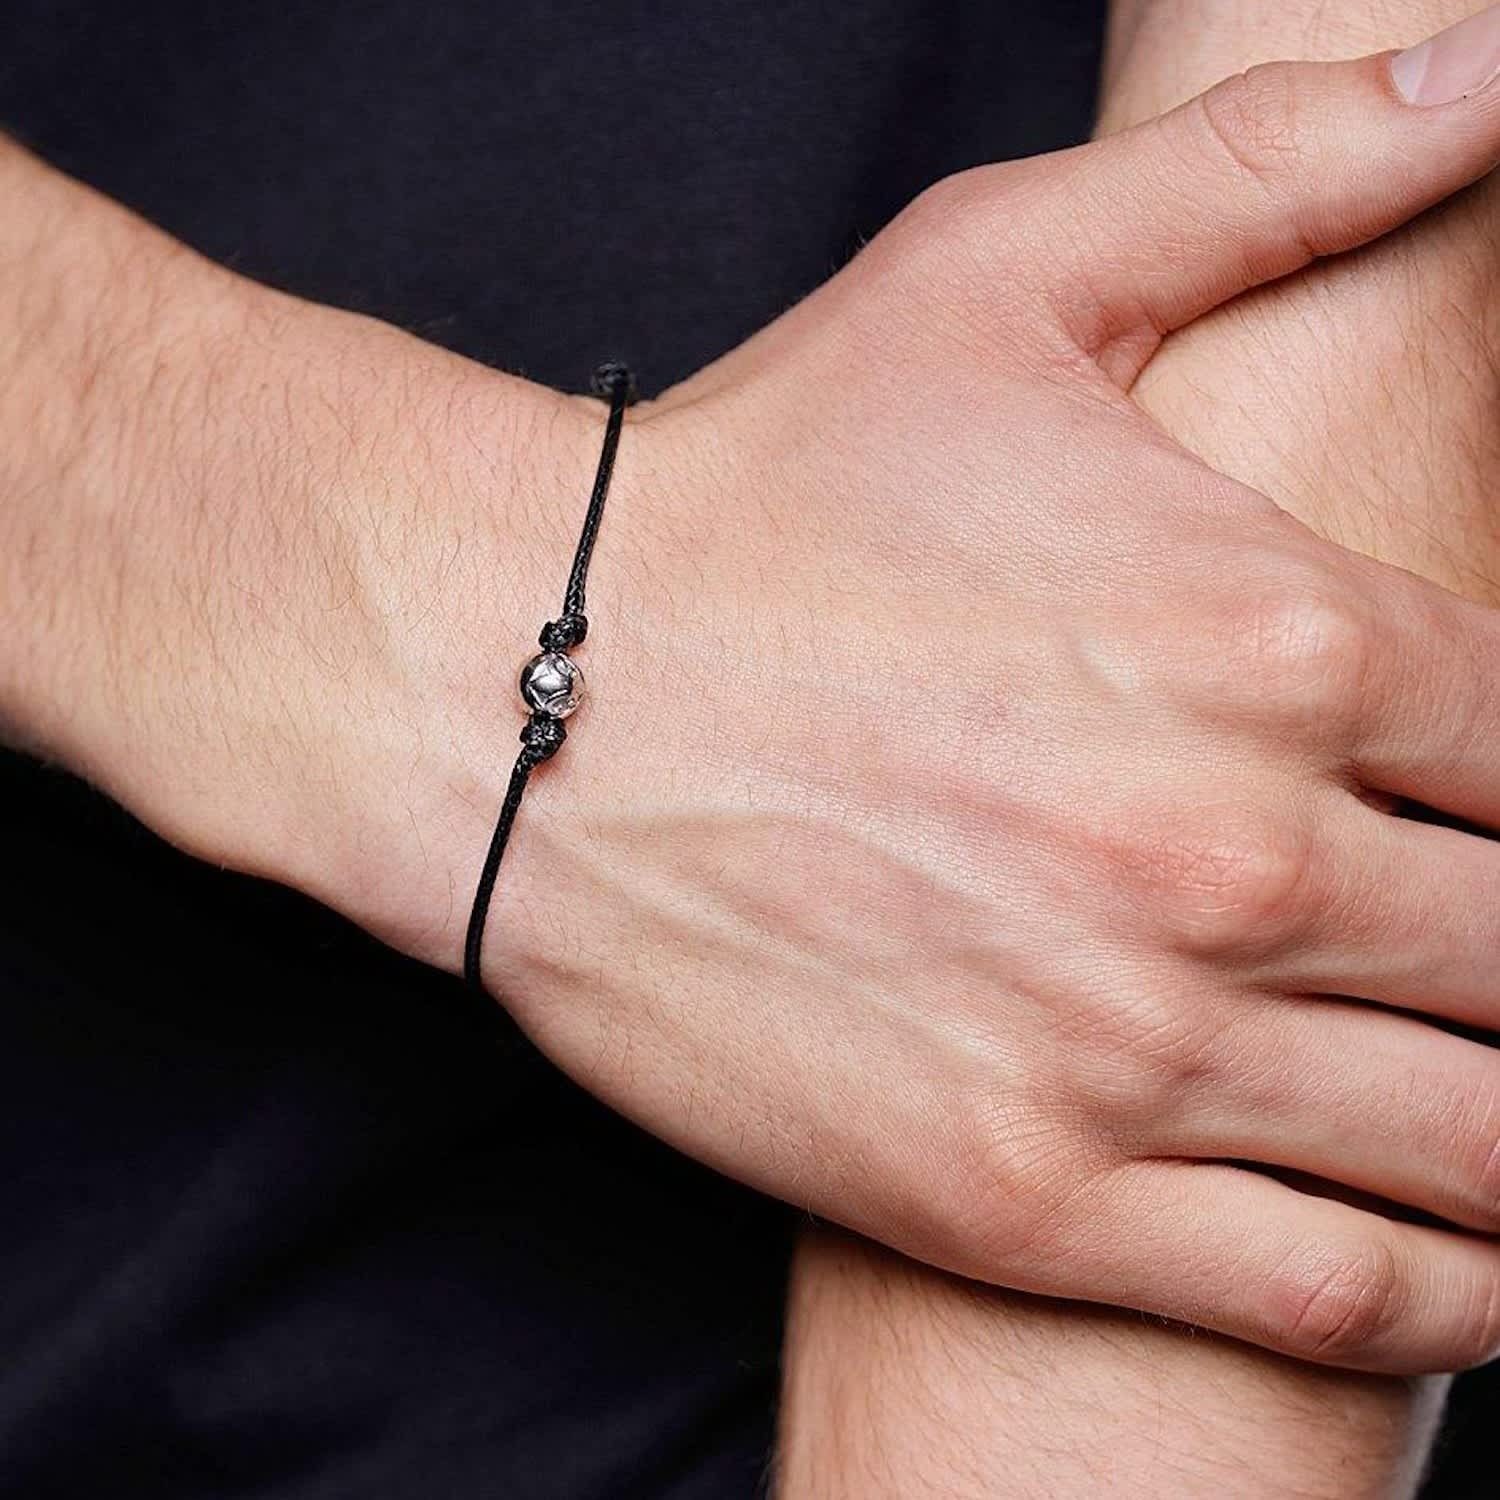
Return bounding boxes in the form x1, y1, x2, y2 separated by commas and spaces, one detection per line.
1018, 3, 1500, 376
1264, 803, 1500, 1031
1342, 564, 1500, 833
1156, 993, 1500, 1234
1061, 1158, 1500, 1373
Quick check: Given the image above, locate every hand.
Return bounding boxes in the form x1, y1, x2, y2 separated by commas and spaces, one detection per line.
478, 39, 1500, 1374
11, 37, 1500, 1377
1101, 0, 1500, 609
771, 10, 1500, 1499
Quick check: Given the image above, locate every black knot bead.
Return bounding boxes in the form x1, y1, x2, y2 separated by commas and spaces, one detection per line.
520, 712, 568, 762
590, 362, 639, 406
539, 615, 588, 652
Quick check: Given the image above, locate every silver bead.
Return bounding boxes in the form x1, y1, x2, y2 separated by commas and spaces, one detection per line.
520, 650, 584, 719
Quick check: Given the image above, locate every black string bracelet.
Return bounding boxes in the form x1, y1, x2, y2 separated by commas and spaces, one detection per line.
463, 361, 637, 993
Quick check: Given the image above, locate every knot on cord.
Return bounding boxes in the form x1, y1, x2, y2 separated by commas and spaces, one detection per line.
520, 713, 568, 764
539, 614, 588, 652
590, 361, 639, 405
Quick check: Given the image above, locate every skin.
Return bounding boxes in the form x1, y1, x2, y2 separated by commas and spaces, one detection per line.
6, 20, 1500, 1405
778, 2, 1500, 1495
1106, 0, 1500, 604
780, 1232, 1447, 1498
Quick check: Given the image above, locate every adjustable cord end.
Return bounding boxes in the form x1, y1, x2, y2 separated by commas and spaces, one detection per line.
591, 361, 639, 406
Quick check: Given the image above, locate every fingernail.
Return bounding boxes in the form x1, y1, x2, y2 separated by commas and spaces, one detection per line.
1392, 3, 1500, 105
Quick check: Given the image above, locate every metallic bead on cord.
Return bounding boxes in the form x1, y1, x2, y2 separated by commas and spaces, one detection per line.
520, 649, 585, 720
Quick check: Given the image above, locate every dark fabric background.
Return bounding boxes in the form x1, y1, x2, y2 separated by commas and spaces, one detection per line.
0, 3, 1489, 1496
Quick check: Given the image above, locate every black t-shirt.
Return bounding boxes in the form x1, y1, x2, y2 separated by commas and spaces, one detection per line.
0, 5, 1490, 1497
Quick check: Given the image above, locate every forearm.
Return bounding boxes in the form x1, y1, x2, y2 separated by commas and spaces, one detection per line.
0, 134, 222, 760
0, 136, 582, 968
780, 1231, 1446, 1499
779, 5, 1500, 1494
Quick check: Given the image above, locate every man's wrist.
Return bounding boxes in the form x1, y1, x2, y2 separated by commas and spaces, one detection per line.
231, 316, 615, 980
0, 133, 617, 987
446, 388, 691, 998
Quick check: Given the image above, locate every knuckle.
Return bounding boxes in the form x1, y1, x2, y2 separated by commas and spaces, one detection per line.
1127, 807, 1318, 957
1081, 992, 1223, 1130
885, 164, 1049, 316
1270, 1240, 1404, 1362
1223, 576, 1374, 727
897, 167, 1006, 261
1194, 62, 1306, 192
817, 162, 1056, 387
906, 166, 990, 226
929, 1087, 1100, 1277
878, 159, 1104, 366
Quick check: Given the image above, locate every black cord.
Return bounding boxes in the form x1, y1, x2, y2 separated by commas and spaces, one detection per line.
463, 362, 637, 993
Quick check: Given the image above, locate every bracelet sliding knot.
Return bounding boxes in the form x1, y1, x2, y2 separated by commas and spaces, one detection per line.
463, 362, 637, 994
518, 712, 567, 763
590, 360, 638, 404
539, 614, 588, 651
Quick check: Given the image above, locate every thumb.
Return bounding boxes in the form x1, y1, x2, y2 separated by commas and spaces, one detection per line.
1025, 3, 1500, 374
